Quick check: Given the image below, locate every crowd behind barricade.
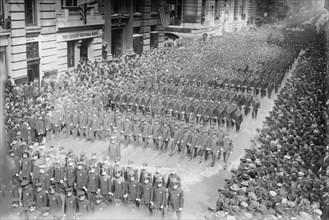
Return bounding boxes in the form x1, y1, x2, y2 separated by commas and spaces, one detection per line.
206, 29, 328, 220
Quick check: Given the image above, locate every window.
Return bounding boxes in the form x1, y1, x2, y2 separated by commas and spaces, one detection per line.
234, 0, 239, 20
67, 41, 75, 68
151, 0, 158, 12
0, 0, 4, 28
134, 0, 141, 13
112, 0, 120, 14
25, 0, 36, 25
26, 42, 39, 60
61, 0, 77, 7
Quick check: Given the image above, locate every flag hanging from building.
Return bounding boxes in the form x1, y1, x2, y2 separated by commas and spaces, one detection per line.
159, 5, 171, 27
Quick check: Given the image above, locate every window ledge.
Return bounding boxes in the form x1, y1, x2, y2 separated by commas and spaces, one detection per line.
26, 26, 41, 34
0, 28, 10, 36
134, 12, 143, 18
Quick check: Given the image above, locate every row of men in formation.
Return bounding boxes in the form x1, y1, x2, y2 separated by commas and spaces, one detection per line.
4, 143, 184, 219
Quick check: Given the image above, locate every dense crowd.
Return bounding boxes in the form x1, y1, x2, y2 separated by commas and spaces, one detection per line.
3, 12, 326, 220
207, 29, 328, 220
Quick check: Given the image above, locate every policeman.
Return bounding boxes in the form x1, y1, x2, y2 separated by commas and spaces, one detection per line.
141, 119, 151, 150
27, 201, 40, 220
124, 170, 140, 209
77, 190, 92, 215
170, 123, 182, 156
151, 119, 161, 151
64, 188, 76, 220
151, 177, 166, 219
65, 159, 76, 190
10, 198, 24, 217
35, 182, 47, 210
93, 194, 107, 212
223, 134, 233, 170
38, 166, 51, 192
76, 162, 87, 193
86, 166, 99, 204
110, 165, 126, 204
47, 185, 62, 217
139, 173, 153, 216
98, 167, 112, 205
123, 117, 133, 147
22, 180, 34, 211
21, 151, 32, 182
167, 177, 184, 220
159, 121, 170, 153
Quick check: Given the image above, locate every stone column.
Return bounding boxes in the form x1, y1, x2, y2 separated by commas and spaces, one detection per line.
103, 0, 112, 60
125, 0, 135, 56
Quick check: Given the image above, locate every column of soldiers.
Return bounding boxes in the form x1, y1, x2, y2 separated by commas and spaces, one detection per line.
4, 142, 185, 220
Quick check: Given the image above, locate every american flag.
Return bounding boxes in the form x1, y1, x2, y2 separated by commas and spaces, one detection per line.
159, 5, 171, 27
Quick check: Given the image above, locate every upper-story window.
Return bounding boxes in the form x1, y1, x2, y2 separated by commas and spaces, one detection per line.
25, 0, 37, 25
61, 0, 78, 7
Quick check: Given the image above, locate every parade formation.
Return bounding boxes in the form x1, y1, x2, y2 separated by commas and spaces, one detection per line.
2, 8, 329, 220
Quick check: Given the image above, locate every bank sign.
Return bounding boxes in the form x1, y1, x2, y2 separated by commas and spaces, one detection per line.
58, 30, 102, 41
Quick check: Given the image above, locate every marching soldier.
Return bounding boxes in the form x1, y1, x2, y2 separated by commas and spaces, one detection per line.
223, 134, 233, 170
151, 119, 161, 151
65, 159, 76, 190
107, 135, 121, 162
21, 151, 32, 182
159, 121, 170, 153
252, 96, 260, 119
141, 119, 151, 150
234, 107, 243, 132
170, 123, 182, 156
123, 117, 133, 147
179, 125, 191, 159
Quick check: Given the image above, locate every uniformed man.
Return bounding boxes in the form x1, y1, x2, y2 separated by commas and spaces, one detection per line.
107, 135, 121, 162
47, 185, 62, 217
39, 207, 55, 220
93, 194, 107, 212
167, 177, 184, 220
123, 117, 133, 147
65, 159, 76, 190
151, 119, 161, 151
124, 170, 140, 209
38, 166, 51, 192
10, 198, 25, 218
139, 173, 153, 216
98, 167, 112, 205
27, 202, 41, 220
110, 165, 126, 205
159, 121, 170, 153
21, 180, 34, 211
141, 119, 151, 150
86, 166, 99, 204
151, 177, 166, 219
252, 96, 260, 119
76, 162, 87, 193
64, 188, 77, 220
21, 151, 32, 182
34, 182, 47, 210
77, 191, 92, 218
170, 123, 182, 156
223, 134, 233, 170
234, 107, 243, 132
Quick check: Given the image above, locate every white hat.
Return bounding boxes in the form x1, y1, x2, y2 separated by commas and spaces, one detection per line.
313, 209, 322, 215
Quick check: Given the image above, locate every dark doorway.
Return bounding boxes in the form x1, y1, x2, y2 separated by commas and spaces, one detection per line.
27, 61, 39, 82
80, 39, 89, 60
111, 29, 123, 57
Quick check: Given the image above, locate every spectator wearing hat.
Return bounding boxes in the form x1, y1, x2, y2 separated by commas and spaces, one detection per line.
35, 182, 47, 210
64, 188, 77, 219
47, 185, 62, 216
21, 180, 34, 210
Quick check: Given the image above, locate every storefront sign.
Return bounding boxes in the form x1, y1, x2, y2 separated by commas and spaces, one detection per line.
59, 30, 102, 41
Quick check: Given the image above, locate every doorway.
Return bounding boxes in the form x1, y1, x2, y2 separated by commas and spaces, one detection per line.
80, 39, 89, 60
111, 29, 123, 57
27, 61, 39, 82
